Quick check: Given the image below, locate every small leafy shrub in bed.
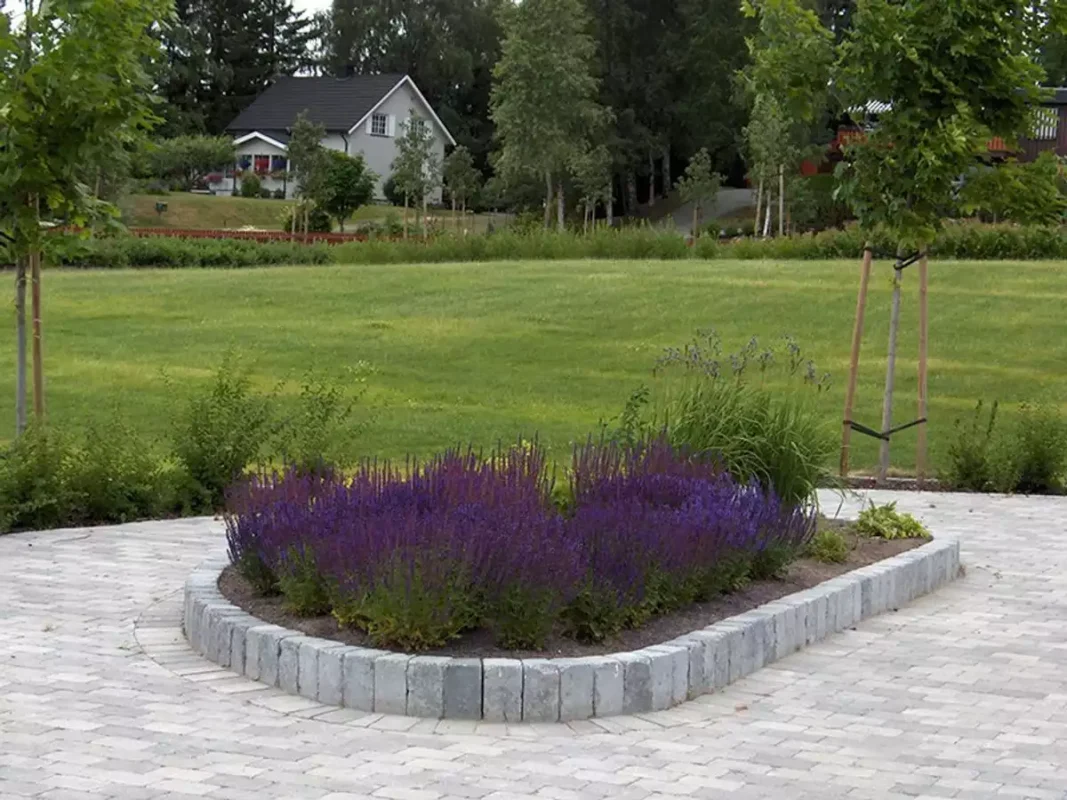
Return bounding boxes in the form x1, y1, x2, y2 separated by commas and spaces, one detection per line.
47, 233, 332, 268
225, 437, 816, 650
806, 528, 849, 564
855, 503, 930, 540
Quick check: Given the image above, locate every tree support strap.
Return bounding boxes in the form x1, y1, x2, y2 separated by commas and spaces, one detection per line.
845, 417, 927, 443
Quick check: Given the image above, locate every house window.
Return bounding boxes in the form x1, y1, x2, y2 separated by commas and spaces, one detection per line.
237, 155, 252, 171
271, 155, 288, 172
1032, 107, 1058, 141
371, 113, 388, 136
254, 155, 271, 174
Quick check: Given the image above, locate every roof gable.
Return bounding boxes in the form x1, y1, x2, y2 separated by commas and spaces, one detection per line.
226, 73, 407, 133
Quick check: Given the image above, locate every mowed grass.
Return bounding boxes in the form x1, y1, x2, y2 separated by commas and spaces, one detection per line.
4, 259, 1066, 475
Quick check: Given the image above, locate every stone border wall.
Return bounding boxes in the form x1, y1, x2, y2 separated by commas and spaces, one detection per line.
183, 536, 960, 722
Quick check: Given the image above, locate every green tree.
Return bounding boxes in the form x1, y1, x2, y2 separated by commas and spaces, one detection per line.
286, 112, 327, 236
391, 111, 441, 238
442, 145, 482, 231
490, 0, 606, 229
740, 0, 834, 237
675, 148, 724, 239
314, 150, 376, 233
835, 0, 1064, 480
156, 0, 316, 135
571, 145, 613, 233
0, 0, 171, 434
147, 135, 235, 190
960, 153, 1067, 225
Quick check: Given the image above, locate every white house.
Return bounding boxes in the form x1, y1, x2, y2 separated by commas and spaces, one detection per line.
208, 73, 455, 203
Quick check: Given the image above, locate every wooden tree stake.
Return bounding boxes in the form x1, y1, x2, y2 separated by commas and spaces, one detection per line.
15, 256, 27, 435
840, 247, 873, 477
30, 247, 44, 421
916, 253, 929, 483
878, 263, 905, 483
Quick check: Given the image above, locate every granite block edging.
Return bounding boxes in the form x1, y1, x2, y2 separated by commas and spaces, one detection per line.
182, 536, 960, 721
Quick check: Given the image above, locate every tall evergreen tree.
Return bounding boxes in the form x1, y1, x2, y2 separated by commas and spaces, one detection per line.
157, 0, 315, 135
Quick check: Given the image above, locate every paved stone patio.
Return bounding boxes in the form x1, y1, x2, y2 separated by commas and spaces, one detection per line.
2, 490, 1066, 799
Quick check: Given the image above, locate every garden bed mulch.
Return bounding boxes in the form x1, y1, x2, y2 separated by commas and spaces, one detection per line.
218, 523, 923, 660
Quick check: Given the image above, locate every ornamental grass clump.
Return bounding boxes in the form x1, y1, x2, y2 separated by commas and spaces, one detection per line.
225, 437, 815, 650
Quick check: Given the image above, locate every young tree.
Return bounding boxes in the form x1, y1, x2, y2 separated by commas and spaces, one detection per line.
675, 148, 724, 240
490, 0, 606, 229
571, 145, 613, 233
314, 150, 376, 233
148, 135, 236, 190
835, 0, 1064, 481
0, 0, 170, 433
442, 146, 482, 232
286, 112, 327, 236
391, 111, 441, 238
739, 0, 834, 237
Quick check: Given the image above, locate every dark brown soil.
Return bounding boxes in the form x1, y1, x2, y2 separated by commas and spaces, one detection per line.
219, 523, 924, 659
843, 475, 944, 492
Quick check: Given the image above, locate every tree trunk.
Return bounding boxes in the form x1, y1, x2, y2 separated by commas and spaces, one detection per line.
461, 200, 466, 234
778, 164, 785, 238
878, 258, 906, 483
303, 204, 309, 241
648, 151, 656, 208
291, 204, 297, 237
754, 179, 763, 237
338, 216, 345, 234
763, 192, 772, 238
556, 182, 565, 230
544, 171, 553, 230
422, 193, 428, 241
403, 194, 410, 239
30, 247, 44, 422
452, 198, 457, 233
626, 171, 637, 216
840, 247, 873, 477
916, 254, 930, 483
692, 205, 699, 241
663, 147, 671, 198
607, 194, 614, 227
15, 255, 27, 436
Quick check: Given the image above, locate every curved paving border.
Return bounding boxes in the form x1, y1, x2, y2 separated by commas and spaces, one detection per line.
183, 535, 959, 722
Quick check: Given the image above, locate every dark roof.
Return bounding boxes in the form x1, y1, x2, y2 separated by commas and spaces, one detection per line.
1044, 87, 1067, 105
227, 74, 407, 134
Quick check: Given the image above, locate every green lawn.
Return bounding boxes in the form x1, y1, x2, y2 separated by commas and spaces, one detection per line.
6, 259, 1066, 475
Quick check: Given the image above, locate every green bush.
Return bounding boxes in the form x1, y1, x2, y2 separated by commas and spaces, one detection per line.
49, 233, 333, 268
239, 174, 262, 198
807, 527, 850, 563
274, 367, 371, 475
855, 502, 930, 540
170, 356, 274, 511
943, 399, 1067, 494
0, 425, 72, 532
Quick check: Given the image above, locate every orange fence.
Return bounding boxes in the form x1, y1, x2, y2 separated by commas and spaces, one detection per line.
129, 228, 371, 245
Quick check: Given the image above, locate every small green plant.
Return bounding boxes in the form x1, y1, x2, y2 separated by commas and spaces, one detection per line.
0, 424, 71, 533
855, 502, 930, 540
991, 402, 1067, 495
276, 547, 331, 616
942, 400, 999, 492
806, 528, 850, 564
239, 173, 262, 198
170, 354, 273, 511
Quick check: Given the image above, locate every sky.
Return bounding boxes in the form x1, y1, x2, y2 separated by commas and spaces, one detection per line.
293, 0, 332, 13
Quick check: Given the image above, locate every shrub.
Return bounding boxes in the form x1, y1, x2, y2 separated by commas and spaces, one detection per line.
273, 189, 286, 200
259, 187, 273, 199
991, 401, 1067, 494
279, 205, 332, 234
0, 425, 72, 533
807, 528, 849, 563
855, 502, 930, 540
224, 438, 814, 650
170, 355, 274, 511
239, 174, 261, 198
942, 400, 999, 492
273, 367, 371, 475
49, 233, 333, 268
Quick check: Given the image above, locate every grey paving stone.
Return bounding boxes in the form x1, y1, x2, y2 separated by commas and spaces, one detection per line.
342, 647, 388, 712
482, 658, 522, 723
442, 658, 482, 720
243, 625, 288, 682
616, 651, 652, 715
316, 644, 347, 706
407, 656, 449, 718
278, 635, 308, 695
522, 659, 560, 722
556, 658, 595, 722
297, 637, 338, 701
592, 657, 623, 717
373, 653, 411, 715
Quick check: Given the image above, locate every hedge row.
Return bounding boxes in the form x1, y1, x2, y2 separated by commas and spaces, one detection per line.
15, 223, 1067, 268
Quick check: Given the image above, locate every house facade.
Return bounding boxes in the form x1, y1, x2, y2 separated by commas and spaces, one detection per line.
208, 73, 455, 203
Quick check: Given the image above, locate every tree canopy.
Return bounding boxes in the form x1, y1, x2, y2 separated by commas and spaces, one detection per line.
314, 151, 376, 232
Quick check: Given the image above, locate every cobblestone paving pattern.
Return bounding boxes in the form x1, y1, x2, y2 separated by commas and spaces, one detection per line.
2, 490, 1066, 799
